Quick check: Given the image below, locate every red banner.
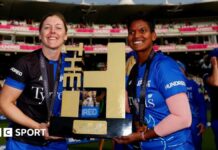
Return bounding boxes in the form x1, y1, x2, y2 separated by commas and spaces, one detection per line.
29, 26, 39, 31
75, 28, 94, 33
179, 27, 197, 32
186, 44, 208, 49
212, 26, 218, 31
110, 28, 120, 33
0, 25, 11, 29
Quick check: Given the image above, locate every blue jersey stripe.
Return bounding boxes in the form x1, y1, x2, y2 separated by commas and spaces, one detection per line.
49, 60, 58, 80
5, 77, 25, 90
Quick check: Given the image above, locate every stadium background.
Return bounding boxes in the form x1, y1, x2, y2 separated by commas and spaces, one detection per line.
0, 0, 218, 149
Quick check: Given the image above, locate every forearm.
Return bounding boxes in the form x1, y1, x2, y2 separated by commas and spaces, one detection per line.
0, 85, 40, 129
207, 76, 218, 86
154, 113, 191, 137
1, 102, 40, 129
141, 114, 191, 140
115, 93, 192, 144
207, 57, 218, 86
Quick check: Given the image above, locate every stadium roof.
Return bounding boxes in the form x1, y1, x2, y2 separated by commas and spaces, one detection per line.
0, 0, 218, 24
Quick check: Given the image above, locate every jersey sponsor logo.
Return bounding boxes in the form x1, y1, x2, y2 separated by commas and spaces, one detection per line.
165, 81, 186, 90
128, 95, 155, 110
31, 86, 62, 104
128, 97, 139, 114
10, 67, 23, 76
146, 94, 155, 108
32, 86, 49, 104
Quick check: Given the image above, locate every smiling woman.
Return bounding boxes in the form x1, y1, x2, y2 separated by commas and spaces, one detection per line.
39, 12, 68, 60
114, 13, 194, 150
0, 12, 69, 150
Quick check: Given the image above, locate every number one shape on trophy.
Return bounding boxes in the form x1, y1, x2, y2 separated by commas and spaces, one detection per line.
62, 43, 125, 119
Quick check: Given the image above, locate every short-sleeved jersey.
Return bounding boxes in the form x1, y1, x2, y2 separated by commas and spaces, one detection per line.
127, 52, 192, 149
5, 49, 67, 145
186, 78, 207, 125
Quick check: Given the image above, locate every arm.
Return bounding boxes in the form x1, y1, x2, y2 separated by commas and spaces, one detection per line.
114, 93, 191, 143
206, 57, 218, 86
134, 93, 192, 141
154, 93, 192, 136
0, 85, 61, 140
0, 85, 40, 129
0, 85, 48, 137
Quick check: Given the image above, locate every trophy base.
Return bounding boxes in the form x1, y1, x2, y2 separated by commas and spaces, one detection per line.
49, 116, 132, 138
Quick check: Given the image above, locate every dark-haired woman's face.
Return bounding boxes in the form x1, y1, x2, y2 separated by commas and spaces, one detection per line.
128, 19, 156, 52
39, 15, 67, 51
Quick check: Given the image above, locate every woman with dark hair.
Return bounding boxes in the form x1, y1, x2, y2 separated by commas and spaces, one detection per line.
0, 12, 68, 150
114, 14, 194, 150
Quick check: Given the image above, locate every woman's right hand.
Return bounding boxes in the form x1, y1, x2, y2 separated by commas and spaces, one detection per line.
38, 122, 64, 140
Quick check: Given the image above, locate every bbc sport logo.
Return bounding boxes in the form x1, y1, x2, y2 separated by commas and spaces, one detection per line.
0, 128, 46, 137
0, 128, 12, 137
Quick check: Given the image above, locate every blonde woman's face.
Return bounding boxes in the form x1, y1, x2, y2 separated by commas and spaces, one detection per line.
39, 15, 67, 51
